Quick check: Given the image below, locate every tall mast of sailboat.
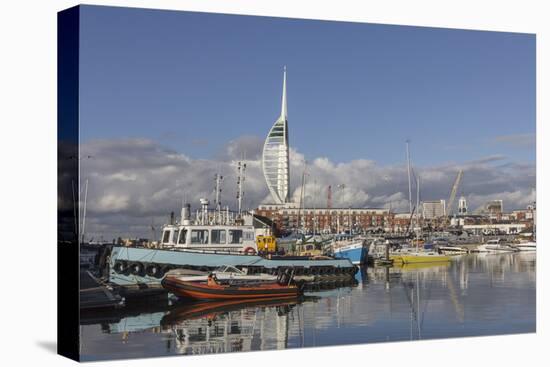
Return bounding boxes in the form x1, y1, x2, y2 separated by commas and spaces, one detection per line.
406, 140, 413, 216
416, 175, 420, 251
81, 178, 89, 244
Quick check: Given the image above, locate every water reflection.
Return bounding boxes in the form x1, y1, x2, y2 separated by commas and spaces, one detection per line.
81, 253, 536, 361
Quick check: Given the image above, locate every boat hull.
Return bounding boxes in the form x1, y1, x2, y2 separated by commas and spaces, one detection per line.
438, 246, 469, 255
515, 242, 536, 252
391, 253, 451, 264
162, 276, 300, 301
107, 246, 355, 287
333, 241, 368, 265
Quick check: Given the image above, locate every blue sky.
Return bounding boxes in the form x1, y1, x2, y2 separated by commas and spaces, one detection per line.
79, 5, 535, 166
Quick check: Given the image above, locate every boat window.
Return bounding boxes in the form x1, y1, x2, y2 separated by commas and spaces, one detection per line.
173, 230, 179, 245
162, 230, 171, 244
228, 230, 243, 244
178, 229, 187, 244
244, 231, 254, 241
211, 229, 226, 244
190, 230, 209, 244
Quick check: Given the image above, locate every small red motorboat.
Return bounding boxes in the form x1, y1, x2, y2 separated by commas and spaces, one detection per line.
162, 273, 301, 301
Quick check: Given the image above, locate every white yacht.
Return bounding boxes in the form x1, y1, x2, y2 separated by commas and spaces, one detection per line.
474, 239, 518, 253
514, 241, 536, 252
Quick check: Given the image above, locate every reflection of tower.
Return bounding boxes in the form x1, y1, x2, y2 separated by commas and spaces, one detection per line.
262, 67, 290, 204
259, 307, 289, 350
458, 196, 468, 215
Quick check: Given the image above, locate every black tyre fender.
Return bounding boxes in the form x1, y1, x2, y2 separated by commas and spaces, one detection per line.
145, 263, 161, 278
129, 262, 145, 276
113, 260, 128, 274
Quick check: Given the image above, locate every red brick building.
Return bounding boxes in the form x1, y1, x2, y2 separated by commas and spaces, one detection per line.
256, 203, 394, 233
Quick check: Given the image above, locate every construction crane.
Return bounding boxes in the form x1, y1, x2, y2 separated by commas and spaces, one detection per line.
444, 170, 463, 228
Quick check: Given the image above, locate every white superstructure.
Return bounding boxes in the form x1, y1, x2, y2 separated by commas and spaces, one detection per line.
159, 200, 258, 254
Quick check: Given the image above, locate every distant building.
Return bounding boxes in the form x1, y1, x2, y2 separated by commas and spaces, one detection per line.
422, 200, 446, 219
463, 223, 526, 235
485, 200, 503, 215
256, 203, 390, 233
458, 196, 468, 215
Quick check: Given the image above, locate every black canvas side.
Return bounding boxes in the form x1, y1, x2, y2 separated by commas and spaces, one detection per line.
57, 5, 80, 362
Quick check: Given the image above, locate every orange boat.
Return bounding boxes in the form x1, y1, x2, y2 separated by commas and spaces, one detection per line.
162, 274, 301, 301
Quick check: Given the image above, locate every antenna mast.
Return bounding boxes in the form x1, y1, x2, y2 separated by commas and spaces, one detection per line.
236, 160, 246, 216
214, 172, 223, 223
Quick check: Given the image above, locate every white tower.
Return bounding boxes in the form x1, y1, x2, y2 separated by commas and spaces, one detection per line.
458, 196, 468, 215
262, 67, 290, 204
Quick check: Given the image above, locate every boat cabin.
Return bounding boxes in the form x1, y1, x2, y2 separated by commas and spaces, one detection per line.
159, 224, 258, 253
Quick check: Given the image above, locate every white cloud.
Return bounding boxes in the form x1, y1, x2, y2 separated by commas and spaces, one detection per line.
492, 133, 535, 148
80, 137, 535, 240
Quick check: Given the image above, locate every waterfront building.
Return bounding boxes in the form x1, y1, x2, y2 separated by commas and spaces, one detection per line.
262, 67, 290, 204
422, 200, 446, 219
256, 203, 391, 234
463, 223, 527, 235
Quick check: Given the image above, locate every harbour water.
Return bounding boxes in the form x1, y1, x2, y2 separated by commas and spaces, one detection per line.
80, 252, 535, 361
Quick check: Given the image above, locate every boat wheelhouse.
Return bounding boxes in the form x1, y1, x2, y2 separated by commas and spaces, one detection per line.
159, 224, 258, 254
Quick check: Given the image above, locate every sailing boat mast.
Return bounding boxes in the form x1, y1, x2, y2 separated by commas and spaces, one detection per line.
298, 161, 307, 232
81, 178, 89, 244
416, 175, 420, 251
406, 140, 413, 216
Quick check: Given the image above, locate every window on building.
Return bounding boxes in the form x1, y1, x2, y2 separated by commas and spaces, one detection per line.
211, 229, 226, 244
228, 230, 243, 244
190, 230, 209, 244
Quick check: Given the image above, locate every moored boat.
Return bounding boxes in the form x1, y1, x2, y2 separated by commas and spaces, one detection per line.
106, 198, 357, 291
391, 251, 451, 264
166, 265, 278, 283
332, 236, 369, 265
473, 239, 518, 253
162, 273, 302, 301
514, 241, 536, 252
438, 246, 469, 255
